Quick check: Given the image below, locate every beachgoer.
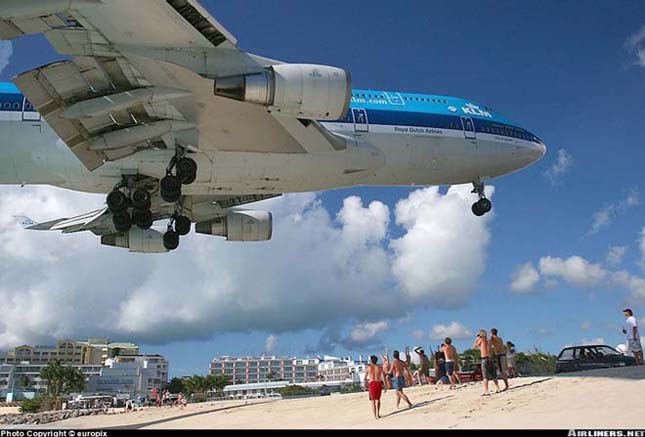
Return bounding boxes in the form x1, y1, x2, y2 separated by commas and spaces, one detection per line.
623, 309, 643, 365
473, 329, 501, 396
490, 328, 510, 391
413, 347, 431, 385
442, 338, 459, 389
364, 355, 386, 419
506, 341, 518, 377
381, 354, 393, 390
391, 350, 414, 409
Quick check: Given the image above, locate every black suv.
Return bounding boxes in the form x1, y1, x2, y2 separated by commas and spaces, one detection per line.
555, 344, 636, 374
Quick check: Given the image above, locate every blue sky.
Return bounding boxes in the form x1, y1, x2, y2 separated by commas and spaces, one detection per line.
1, 1, 645, 376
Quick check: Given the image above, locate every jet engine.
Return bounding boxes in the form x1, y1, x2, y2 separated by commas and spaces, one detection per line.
214, 64, 351, 120
195, 210, 272, 241
101, 228, 168, 253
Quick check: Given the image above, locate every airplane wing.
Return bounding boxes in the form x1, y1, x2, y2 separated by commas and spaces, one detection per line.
0, 0, 348, 171
15, 193, 280, 236
14, 207, 112, 235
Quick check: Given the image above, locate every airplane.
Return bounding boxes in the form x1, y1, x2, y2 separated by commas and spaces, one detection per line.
0, 0, 546, 253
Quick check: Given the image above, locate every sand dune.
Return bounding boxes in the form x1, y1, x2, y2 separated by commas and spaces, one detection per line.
20, 366, 645, 429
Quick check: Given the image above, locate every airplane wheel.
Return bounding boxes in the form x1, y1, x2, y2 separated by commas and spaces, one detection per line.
471, 198, 492, 217
133, 209, 154, 230
176, 157, 197, 185
131, 189, 151, 210
163, 231, 180, 251
107, 190, 128, 212
113, 211, 132, 232
160, 176, 182, 203
175, 215, 191, 236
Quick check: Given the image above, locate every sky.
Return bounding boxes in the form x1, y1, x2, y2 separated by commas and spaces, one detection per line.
1, 1, 645, 376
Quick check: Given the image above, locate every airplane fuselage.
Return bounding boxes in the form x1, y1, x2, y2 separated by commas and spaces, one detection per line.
0, 83, 546, 195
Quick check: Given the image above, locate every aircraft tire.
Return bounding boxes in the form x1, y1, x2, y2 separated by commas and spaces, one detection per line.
175, 215, 192, 236
133, 209, 154, 230
131, 189, 151, 210
163, 231, 180, 251
113, 211, 133, 232
477, 198, 492, 214
107, 190, 128, 212
176, 157, 197, 185
160, 176, 182, 203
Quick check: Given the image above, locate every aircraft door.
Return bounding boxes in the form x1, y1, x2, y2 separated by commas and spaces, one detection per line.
21, 98, 41, 122
353, 108, 369, 133
461, 116, 476, 140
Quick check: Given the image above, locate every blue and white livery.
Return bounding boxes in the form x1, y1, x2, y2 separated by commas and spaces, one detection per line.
0, 0, 545, 252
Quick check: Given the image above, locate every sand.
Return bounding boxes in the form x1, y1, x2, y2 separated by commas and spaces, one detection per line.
12, 366, 645, 429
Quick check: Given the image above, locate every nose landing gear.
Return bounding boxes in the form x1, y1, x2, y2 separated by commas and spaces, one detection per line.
471, 180, 492, 217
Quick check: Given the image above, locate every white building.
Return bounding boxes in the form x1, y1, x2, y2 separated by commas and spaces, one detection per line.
318, 356, 368, 384
210, 356, 319, 385
0, 362, 103, 399
87, 355, 168, 397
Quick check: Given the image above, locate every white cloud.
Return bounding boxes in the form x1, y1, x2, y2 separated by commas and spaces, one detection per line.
626, 26, 645, 67
510, 262, 540, 293
543, 148, 573, 185
411, 329, 425, 341
606, 246, 628, 267
638, 228, 645, 270
429, 322, 473, 341
264, 334, 278, 354
0, 184, 494, 350
0, 42, 12, 75
390, 185, 493, 308
580, 321, 592, 331
539, 256, 607, 288
348, 321, 389, 346
589, 189, 640, 235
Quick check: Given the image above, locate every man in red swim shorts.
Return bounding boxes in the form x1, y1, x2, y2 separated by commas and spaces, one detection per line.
364, 355, 386, 419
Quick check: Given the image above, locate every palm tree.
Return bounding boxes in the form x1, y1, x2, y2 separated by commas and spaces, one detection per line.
40, 360, 86, 400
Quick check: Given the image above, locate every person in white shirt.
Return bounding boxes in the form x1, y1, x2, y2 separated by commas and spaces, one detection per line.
622, 308, 643, 365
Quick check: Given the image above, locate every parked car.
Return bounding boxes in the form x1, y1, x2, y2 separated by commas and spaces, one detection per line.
456, 363, 483, 382
555, 344, 636, 374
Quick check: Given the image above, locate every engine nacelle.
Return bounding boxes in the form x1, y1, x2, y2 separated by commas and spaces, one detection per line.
195, 211, 272, 241
101, 228, 168, 253
214, 64, 352, 120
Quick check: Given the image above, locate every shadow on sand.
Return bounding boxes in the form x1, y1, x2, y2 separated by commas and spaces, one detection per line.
380, 395, 455, 419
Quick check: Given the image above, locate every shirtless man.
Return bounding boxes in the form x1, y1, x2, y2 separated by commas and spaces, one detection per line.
391, 350, 414, 409
473, 329, 501, 396
490, 328, 510, 391
441, 338, 459, 390
381, 353, 392, 390
364, 355, 386, 419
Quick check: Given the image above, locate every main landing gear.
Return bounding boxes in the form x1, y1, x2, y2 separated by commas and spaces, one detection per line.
107, 186, 155, 233
160, 155, 197, 203
159, 152, 197, 251
471, 180, 492, 217
163, 214, 192, 251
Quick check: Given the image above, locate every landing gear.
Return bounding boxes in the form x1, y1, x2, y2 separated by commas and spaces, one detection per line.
163, 230, 180, 251
131, 189, 151, 210
174, 215, 192, 236
132, 208, 154, 230
107, 190, 128, 213
160, 154, 197, 203
471, 180, 492, 217
112, 211, 132, 232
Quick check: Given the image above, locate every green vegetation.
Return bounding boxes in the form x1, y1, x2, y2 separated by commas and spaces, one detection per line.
19, 398, 42, 413
515, 349, 556, 375
339, 383, 363, 394
276, 385, 318, 397
181, 375, 229, 396
39, 360, 85, 398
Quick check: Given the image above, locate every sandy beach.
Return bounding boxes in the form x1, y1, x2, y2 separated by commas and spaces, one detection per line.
11, 366, 645, 429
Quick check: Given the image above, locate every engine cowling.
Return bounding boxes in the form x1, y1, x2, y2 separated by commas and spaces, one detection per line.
195, 211, 272, 241
214, 64, 352, 120
101, 228, 168, 253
